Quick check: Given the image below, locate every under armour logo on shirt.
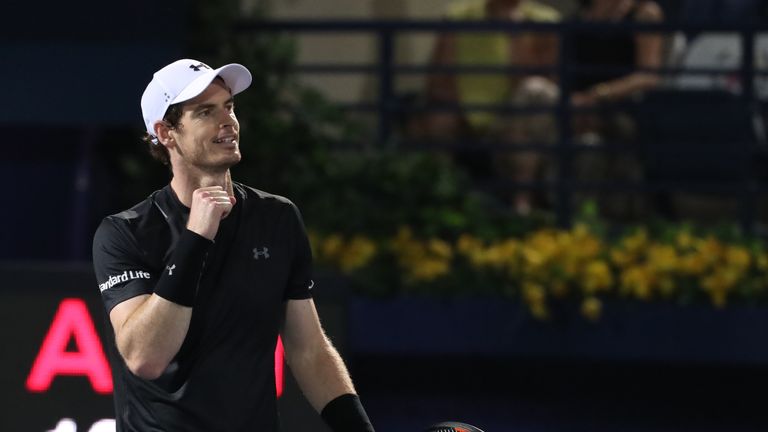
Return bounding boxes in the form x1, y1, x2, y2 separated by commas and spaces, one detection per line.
253, 247, 270, 260
166, 264, 176, 275
189, 63, 210, 72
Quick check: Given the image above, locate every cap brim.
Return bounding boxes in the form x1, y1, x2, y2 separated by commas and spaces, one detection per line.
172, 63, 252, 105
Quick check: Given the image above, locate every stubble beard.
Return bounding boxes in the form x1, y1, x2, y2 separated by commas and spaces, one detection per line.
175, 140, 242, 173
202, 151, 241, 174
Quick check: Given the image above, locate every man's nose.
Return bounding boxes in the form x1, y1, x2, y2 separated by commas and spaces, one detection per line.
219, 110, 236, 127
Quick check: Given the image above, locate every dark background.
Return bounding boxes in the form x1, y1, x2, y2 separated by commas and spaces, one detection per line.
4, 1, 768, 431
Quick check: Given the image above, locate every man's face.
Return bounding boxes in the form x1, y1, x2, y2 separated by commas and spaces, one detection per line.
169, 79, 241, 171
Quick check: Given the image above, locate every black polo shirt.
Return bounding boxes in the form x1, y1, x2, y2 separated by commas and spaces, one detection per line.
92, 182, 313, 431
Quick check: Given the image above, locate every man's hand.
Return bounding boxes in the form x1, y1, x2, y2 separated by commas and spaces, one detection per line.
186, 186, 234, 240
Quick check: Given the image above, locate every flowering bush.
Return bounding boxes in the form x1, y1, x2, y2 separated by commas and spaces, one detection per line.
309, 220, 768, 322
170, 4, 768, 323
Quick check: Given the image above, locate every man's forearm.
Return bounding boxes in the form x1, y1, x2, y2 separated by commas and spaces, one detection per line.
289, 343, 375, 432
288, 339, 356, 411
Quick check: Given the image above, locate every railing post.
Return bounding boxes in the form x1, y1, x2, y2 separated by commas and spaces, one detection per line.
377, 28, 395, 146
555, 22, 573, 228
739, 26, 756, 234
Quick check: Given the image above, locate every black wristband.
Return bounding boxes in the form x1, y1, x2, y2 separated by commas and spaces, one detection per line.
153, 229, 213, 307
321, 393, 375, 432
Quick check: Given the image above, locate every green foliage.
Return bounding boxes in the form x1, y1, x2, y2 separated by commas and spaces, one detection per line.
104, 4, 768, 321
181, 1, 528, 240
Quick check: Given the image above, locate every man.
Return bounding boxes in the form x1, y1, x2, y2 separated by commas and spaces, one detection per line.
421, 0, 561, 215
426, 0, 560, 132
92, 59, 375, 431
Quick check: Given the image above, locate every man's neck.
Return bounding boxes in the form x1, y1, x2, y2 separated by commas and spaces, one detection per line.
170, 168, 234, 208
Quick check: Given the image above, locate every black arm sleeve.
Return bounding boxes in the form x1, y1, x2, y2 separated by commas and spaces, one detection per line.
284, 201, 314, 300
92, 218, 155, 313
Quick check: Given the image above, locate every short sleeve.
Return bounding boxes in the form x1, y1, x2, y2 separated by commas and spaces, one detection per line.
284, 202, 314, 300
92, 218, 156, 313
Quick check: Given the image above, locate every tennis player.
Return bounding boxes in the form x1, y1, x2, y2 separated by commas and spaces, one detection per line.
92, 59, 375, 431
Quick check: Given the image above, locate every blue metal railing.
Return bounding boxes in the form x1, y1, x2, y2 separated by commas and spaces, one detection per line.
235, 19, 768, 230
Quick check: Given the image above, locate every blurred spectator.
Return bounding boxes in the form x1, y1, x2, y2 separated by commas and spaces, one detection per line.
673, 0, 768, 97
418, 0, 562, 215
654, 0, 767, 222
568, 0, 665, 219
680, 0, 764, 27
570, 0, 665, 138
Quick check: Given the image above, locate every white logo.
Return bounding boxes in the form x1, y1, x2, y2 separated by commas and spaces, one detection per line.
98, 270, 151, 292
47, 417, 116, 432
166, 264, 176, 275
253, 247, 270, 260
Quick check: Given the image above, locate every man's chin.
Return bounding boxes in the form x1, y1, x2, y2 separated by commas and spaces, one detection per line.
220, 152, 242, 167
203, 153, 241, 171
228, 152, 242, 166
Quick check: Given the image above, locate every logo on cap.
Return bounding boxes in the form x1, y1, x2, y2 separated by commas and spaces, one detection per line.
189, 63, 211, 72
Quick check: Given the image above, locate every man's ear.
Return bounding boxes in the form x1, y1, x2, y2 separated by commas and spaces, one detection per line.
154, 121, 176, 148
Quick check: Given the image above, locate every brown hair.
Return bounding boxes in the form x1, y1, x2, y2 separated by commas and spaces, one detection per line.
142, 103, 184, 167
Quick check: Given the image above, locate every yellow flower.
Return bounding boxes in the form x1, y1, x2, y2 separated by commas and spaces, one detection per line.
620, 265, 654, 300
610, 249, 634, 267
457, 234, 481, 255
521, 246, 545, 269
676, 230, 694, 249
529, 302, 550, 320
428, 238, 453, 260
572, 223, 590, 238
571, 231, 601, 260
338, 235, 377, 273
523, 282, 546, 304
679, 253, 707, 276
647, 244, 678, 273
392, 226, 415, 249
409, 258, 451, 282
580, 297, 602, 321
700, 268, 741, 308
391, 227, 453, 283
488, 239, 520, 272
523, 282, 549, 320
311, 224, 768, 320
321, 234, 344, 261
622, 228, 649, 254
457, 234, 493, 269
695, 237, 724, 268
756, 252, 768, 271
581, 260, 613, 294
725, 246, 751, 272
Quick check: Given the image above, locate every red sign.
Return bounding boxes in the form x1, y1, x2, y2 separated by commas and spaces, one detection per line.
26, 299, 112, 394
26, 298, 284, 396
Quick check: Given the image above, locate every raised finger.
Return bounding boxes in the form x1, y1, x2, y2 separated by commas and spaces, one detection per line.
197, 186, 224, 192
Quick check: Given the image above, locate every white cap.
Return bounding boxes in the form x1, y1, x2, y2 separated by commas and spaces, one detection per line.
140, 59, 252, 136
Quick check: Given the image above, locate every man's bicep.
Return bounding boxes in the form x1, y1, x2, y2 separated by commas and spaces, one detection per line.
281, 298, 326, 355
109, 294, 150, 334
